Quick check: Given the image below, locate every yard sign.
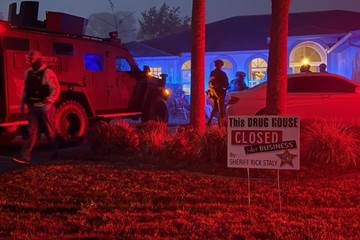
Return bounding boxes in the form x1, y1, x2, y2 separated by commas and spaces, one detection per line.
227, 116, 300, 170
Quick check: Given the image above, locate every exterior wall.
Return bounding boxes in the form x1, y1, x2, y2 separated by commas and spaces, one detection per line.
328, 34, 360, 82
132, 33, 360, 94
134, 50, 269, 92
178, 50, 271, 93
352, 48, 360, 83
180, 50, 269, 84
288, 34, 341, 53
288, 34, 341, 73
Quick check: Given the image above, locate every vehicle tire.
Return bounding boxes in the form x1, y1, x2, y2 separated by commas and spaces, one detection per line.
54, 101, 88, 143
256, 108, 267, 115
145, 99, 169, 123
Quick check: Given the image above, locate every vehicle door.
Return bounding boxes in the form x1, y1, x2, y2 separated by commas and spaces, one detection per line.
81, 43, 107, 111
111, 52, 137, 110
51, 40, 82, 86
287, 75, 330, 119
0, 37, 4, 121
34, 37, 64, 78
2, 35, 31, 122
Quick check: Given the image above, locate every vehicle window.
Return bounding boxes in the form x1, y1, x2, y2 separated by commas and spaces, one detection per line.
288, 75, 356, 93
150, 67, 162, 78
3, 37, 29, 51
53, 42, 74, 56
84, 53, 104, 72
116, 57, 132, 72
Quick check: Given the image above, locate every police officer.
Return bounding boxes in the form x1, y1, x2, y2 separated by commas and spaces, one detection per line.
12, 50, 60, 164
319, 63, 328, 73
207, 59, 229, 127
300, 64, 312, 73
231, 71, 248, 91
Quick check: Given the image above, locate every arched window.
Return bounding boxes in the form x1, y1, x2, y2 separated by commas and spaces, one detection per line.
221, 59, 234, 79
290, 41, 327, 73
181, 60, 191, 70
248, 57, 267, 87
222, 59, 233, 69
181, 60, 191, 95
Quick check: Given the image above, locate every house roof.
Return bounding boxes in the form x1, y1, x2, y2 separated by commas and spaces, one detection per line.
124, 41, 172, 57
140, 10, 360, 55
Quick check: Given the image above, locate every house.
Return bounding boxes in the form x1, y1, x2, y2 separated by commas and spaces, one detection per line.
126, 10, 360, 96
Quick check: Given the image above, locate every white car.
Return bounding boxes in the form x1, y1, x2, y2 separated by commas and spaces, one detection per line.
226, 73, 360, 121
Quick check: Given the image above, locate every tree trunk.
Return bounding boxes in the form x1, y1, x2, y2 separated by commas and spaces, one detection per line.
266, 0, 291, 115
190, 0, 206, 133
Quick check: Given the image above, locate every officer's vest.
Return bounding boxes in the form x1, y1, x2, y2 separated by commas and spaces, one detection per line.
25, 68, 50, 104
210, 70, 228, 97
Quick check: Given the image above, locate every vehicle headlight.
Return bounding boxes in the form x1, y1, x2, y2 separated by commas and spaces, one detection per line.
162, 88, 171, 98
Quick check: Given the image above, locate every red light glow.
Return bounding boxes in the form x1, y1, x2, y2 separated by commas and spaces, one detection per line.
0, 24, 6, 34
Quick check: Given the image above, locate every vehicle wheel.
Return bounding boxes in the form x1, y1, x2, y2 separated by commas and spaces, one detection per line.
256, 108, 266, 115
55, 101, 88, 143
144, 99, 169, 123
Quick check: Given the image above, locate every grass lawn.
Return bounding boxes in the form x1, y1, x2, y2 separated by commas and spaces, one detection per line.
0, 160, 359, 239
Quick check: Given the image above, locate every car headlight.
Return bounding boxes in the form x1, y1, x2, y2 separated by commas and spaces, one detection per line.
162, 88, 171, 98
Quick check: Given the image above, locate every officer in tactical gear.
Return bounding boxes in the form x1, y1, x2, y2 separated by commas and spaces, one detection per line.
206, 59, 229, 127
12, 50, 60, 164
319, 63, 328, 73
230, 71, 248, 92
300, 64, 312, 73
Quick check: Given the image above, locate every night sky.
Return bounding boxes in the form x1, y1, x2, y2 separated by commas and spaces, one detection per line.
0, 0, 360, 23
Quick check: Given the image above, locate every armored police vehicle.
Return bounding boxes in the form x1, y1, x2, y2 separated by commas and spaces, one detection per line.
0, 1, 169, 143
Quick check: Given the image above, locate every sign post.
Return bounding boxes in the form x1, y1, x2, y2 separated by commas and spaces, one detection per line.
228, 116, 300, 212
277, 169, 282, 212
247, 168, 251, 217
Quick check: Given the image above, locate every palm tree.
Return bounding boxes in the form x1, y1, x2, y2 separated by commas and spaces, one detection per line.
266, 0, 291, 115
190, 0, 206, 132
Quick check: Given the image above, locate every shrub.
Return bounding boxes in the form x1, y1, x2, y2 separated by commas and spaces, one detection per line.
87, 120, 113, 156
111, 120, 140, 154
199, 127, 227, 165
161, 126, 201, 166
88, 120, 139, 157
301, 120, 360, 170
136, 121, 168, 155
